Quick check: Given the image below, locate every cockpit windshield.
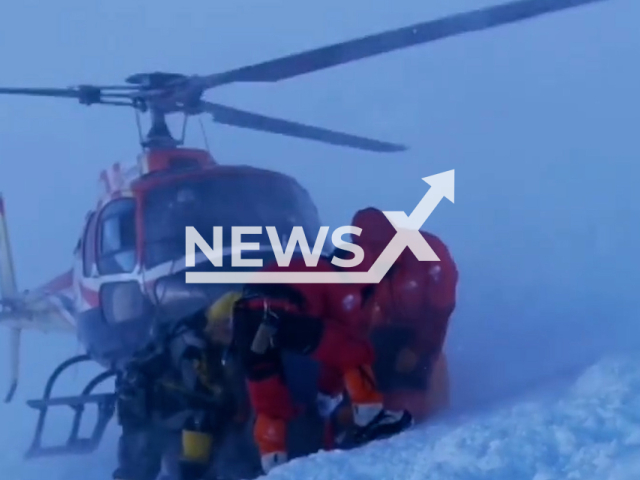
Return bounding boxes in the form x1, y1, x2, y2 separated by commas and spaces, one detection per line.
142, 171, 323, 268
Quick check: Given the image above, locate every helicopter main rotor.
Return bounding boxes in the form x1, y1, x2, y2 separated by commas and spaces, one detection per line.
0, 0, 608, 152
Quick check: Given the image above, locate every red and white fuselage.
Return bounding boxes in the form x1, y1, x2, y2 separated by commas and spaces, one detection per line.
12, 148, 322, 368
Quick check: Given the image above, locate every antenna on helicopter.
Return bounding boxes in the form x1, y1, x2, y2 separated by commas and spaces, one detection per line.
0, 0, 607, 153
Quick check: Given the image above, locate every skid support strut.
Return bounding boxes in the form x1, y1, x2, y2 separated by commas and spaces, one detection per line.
25, 354, 117, 458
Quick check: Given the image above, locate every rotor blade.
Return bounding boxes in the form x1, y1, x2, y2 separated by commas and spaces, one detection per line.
202, 102, 406, 152
201, 0, 607, 87
0, 87, 136, 103
0, 87, 80, 98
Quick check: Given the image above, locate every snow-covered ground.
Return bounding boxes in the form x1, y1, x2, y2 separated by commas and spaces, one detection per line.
268, 356, 640, 480
4, 347, 640, 480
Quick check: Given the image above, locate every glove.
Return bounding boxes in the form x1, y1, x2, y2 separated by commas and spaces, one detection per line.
316, 392, 344, 419
250, 306, 281, 354
395, 347, 419, 373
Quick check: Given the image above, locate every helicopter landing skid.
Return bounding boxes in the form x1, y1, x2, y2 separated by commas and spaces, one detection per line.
24, 354, 117, 459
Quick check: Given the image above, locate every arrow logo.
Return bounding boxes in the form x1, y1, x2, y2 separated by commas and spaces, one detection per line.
384, 170, 455, 231
186, 170, 455, 284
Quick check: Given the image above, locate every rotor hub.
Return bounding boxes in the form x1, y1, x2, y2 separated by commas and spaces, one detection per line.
125, 72, 188, 91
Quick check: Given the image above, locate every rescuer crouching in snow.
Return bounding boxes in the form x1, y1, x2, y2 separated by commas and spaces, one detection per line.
111, 302, 259, 480
350, 207, 458, 423
207, 261, 414, 475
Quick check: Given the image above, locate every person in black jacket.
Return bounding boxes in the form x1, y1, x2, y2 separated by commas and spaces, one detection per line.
111, 304, 259, 480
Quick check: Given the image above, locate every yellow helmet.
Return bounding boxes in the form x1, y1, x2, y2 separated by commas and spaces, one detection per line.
206, 291, 242, 326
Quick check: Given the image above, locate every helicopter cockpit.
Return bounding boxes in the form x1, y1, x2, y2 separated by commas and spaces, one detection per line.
80, 167, 326, 366
140, 169, 323, 270
85, 167, 324, 280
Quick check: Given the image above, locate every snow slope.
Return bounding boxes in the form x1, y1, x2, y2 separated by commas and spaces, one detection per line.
4, 354, 640, 480
265, 356, 640, 480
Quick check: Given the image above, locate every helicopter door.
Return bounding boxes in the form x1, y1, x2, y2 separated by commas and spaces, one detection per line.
96, 198, 137, 275
96, 198, 151, 325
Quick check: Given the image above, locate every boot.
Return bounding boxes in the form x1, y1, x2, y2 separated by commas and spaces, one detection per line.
352, 404, 413, 444
253, 414, 288, 474
336, 403, 413, 449
337, 365, 414, 449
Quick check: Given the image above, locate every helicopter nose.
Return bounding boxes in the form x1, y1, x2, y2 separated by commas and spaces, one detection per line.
152, 273, 234, 323
150, 248, 278, 324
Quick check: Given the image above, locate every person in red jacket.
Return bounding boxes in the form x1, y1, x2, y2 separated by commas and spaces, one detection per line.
230, 256, 413, 474
350, 207, 458, 422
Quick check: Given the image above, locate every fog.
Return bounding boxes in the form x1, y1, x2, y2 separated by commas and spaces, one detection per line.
0, 0, 638, 478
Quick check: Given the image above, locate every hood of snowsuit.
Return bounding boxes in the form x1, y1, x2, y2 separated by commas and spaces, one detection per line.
350, 207, 396, 270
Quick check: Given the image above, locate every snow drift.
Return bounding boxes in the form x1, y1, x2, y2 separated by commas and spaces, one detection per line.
265, 355, 640, 480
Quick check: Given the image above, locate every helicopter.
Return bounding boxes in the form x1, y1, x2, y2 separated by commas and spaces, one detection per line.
0, 0, 607, 462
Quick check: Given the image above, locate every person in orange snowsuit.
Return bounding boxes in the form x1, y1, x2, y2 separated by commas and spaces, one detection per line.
229, 256, 414, 474
350, 207, 458, 422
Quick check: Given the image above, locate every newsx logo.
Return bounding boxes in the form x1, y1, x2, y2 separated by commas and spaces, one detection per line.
187, 225, 365, 268
185, 170, 455, 284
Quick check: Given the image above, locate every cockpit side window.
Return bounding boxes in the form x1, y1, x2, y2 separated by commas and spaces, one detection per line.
82, 212, 98, 277
97, 198, 137, 275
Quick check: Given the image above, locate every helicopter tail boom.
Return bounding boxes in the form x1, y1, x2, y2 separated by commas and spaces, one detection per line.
0, 200, 115, 454
0, 196, 76, 403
